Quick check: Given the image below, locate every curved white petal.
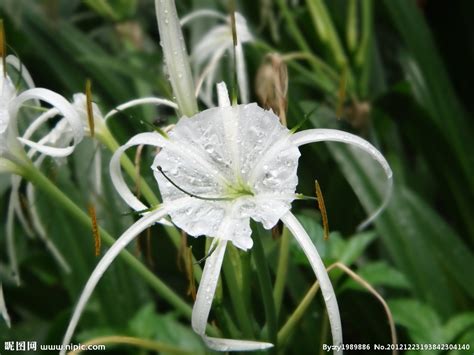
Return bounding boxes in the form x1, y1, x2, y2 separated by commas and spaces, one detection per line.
22, 108, 59, 142
180, 9, 227, 26
195, 46, 227, 101
235, 42, 249, 104
6, 189, 20, 286
6, 55, 36, 90
10, 175, 34, 237
0, 283, 11, 328
60, 206, 170, 355
192, 239, 273, 351
281, 211, 342, 355
104, 97, 178, 122
290, 129, 393, 230
26, 181, 71, 273
17, 137, 75, 157
11, 88, 83, 157
110, 132, 167, 212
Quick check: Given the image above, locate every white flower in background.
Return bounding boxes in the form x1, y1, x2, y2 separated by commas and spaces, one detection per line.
181, 10, 253, 107
0, 53, 85, 327
61, 82, 392, 354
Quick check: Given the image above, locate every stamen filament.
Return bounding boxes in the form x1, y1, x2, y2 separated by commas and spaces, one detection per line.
156, 166, 231, 201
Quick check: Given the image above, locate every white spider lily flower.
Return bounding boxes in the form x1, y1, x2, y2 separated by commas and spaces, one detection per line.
0, 56, 85, 327
61, 83, 392, 354
181, 10, 253, 106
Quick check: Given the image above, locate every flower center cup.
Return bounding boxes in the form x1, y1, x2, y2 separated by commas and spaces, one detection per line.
152, 103, 300, 250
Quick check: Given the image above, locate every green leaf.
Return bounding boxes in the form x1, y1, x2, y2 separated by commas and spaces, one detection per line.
383, 0, 474, 195
388, 299, 443, 345
306, 103, 473, 317
129, 304, 205, 352
444, 313, 474, 343
337, 231, 376, 265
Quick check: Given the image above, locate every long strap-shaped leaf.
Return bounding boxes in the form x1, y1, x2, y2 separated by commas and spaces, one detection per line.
281, 211, 342, 355
192, 238, 273, 351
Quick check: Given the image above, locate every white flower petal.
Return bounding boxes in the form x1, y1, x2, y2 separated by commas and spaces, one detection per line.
235, 42, 249, 104
22, 108, 59, 142
216, 82, 230, 108
6, 55, 36, 90
0, 283, 11, 328
26, 180, 71, 273
11, 88, 84, 157
281, 211, 343, 354
192, 239, 272, 351
104, 97, 178, 122
110, 132, 167, 212
180, 9, 227, 26
60, 206, 170, 355
6, 188, 20, 286
290, 128, 393, 230
10, 175, 34, 237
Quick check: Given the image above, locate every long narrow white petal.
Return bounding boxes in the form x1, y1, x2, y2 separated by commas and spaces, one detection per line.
180, 9, 227, 26
192, 239, 273, 351
22, 108, 59, 142
26, 181, 71, 273
6, 55, 36, 90
195, 46, 227, 100
155, 0, 198, 117
17, 138, 74, 157
235, 42, 249, 104
60, 206, 170, 355
281, 211, 342, 355
10, 175, 34, 237
110, 132, 167, 212
290, 129, 393, 230
104, 97, 178, 121
6, 190, 20, 286
0, 283, 11, 328
216, 82, 230, 108
11, 88, 83, 157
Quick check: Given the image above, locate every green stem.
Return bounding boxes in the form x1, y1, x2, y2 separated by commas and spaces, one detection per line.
278, 281, 320, 345
273, 227, 290, 316
21, 161, 218, 336
276, 0, 311, 53
222, 248, 254, 338
305, 0, 347, 68
252, 233, 277, 350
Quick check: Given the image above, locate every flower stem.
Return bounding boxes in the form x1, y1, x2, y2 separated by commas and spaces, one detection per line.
278, 280, 320, 345
273, 227, 290, 316
222, 248, 254, 338
20, 161, 218, 334
252, 230, 278, 350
